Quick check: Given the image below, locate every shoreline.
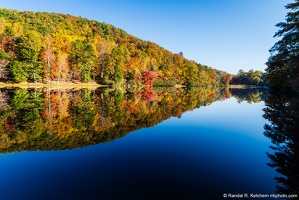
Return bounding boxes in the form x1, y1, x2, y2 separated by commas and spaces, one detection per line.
229, 84, 269, 89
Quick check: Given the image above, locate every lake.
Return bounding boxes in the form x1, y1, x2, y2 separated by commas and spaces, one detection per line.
0, 87, 297, 200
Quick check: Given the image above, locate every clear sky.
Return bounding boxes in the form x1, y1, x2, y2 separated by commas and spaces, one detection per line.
0, 0, 293, 74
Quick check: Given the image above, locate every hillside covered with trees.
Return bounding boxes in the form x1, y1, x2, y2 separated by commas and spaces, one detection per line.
0, 8, 231, 87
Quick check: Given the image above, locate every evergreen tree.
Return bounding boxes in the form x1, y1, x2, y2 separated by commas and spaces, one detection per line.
266, 0, 299, 90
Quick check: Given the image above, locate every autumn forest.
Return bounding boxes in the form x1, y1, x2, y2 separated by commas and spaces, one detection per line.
1, 2, 299, 199
0, 8, 234, 88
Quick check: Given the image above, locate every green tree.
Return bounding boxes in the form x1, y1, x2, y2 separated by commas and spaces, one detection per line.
70, 39, 96, 82
16, 30, 42, 62
115, 65, 124, 82
15, 30, 43, 82
10, 61, 28, 82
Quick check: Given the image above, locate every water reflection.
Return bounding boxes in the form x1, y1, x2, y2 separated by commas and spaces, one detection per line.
0, 87, 276, 200
263, 91, 299, 196
0, 87, 265, 154
230, 88, 268, 103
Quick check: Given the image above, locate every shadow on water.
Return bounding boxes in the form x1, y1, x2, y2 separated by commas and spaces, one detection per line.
263, 90, 299, 197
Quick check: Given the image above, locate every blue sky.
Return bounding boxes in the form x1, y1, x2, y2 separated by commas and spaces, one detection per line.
0, 0, 292, 74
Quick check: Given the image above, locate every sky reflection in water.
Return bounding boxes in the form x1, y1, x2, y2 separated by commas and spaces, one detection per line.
0, 92, 277, 200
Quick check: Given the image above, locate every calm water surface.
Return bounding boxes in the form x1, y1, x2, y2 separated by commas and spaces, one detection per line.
0, 88, 289, 200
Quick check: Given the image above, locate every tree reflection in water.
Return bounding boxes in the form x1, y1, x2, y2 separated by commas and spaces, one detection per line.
0, 87, 266, 154
263, 91, 299, 196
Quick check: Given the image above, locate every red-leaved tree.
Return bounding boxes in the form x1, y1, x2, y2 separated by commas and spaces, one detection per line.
142, 70, 158, 85
142, 87, 158, 102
